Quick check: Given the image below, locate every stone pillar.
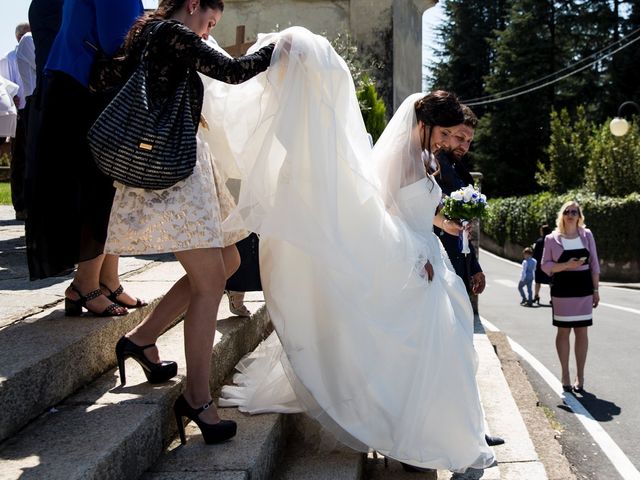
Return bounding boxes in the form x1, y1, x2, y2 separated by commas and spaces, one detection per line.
391, 0, 435, 110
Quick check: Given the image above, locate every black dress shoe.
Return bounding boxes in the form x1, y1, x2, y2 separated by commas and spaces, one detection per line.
485, 434, 505, 446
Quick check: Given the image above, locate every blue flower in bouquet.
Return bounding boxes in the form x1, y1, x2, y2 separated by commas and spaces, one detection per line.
442, 185, 487, 221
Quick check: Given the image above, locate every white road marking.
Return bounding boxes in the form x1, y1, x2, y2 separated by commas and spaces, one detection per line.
480, 316, 640, 480
493, 279, 519, 288
599, 302, 640, 316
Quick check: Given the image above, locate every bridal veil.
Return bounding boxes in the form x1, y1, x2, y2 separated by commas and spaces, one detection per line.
200, 27, 495, 471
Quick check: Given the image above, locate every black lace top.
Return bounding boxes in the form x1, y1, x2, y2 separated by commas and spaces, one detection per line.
91, 19, 274, 128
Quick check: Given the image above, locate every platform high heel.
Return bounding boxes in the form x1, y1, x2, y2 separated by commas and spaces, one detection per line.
115, 336, 177, 386
173, 394, 237, 445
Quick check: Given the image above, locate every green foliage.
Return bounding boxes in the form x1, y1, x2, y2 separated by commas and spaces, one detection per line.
330, 33, 388, 141
536, 106, 592, 192
0, 152, 9, 167
330, 32, 376, 91
474, 0, 556, 197
483, 189, 640, 261
0, 182, 11, 205
356, 78, 387, 143
429, 0, 509, 113
585, 119, 640, 196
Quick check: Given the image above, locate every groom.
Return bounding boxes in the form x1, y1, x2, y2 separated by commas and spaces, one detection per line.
433, 105, 484, 296
433, 104, 504, 448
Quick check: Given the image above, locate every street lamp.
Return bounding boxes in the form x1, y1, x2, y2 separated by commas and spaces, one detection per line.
609, 101, 640, 136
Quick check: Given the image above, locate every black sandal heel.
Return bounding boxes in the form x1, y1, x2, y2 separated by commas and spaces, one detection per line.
173, 394, 237, 445
101, 283, 148, 309
115, 336, 177, 386
65, 283, 128, 317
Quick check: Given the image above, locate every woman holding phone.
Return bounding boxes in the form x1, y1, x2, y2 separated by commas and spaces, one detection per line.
541, 201, 600, 393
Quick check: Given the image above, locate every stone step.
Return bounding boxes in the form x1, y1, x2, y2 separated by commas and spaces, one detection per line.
0, 260, 184, 443
0, 272, 270, 480
142, 411, 287, 480
273, 414, 364, 480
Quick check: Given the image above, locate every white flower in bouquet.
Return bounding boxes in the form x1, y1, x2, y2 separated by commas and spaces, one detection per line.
441, 185, 487, 255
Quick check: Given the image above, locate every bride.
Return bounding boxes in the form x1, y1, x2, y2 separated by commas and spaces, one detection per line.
201, 27, 496, 472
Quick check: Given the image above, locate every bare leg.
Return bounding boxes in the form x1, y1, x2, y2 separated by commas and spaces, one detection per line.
175, 247, 227, 424
574, 327, 589, 388
556, 327, 572, 386
127, 245, 240, 363
67, 254, 127, 314
99, 253, 141, 306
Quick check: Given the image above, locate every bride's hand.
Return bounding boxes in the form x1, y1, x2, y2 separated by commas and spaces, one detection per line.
424, 260, 434, 282
442, 218, 463, 236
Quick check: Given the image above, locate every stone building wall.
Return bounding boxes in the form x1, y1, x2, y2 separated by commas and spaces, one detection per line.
214, 0, 436, 112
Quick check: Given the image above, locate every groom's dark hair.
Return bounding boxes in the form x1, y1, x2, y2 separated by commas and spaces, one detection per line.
414, 91, 464, 128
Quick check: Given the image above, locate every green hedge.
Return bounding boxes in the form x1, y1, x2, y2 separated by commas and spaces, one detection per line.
483, 190, 640, 261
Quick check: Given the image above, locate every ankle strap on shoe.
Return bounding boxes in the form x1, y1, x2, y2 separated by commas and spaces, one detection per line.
101, 283, 124, 297
84, 288, 104, 302
70, 283, 103, 302
195, 399, 213, 414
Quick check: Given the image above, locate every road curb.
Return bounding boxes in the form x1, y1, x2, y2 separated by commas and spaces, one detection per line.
487, 331, 577, 480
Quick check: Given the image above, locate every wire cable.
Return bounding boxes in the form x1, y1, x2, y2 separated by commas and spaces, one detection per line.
463, 32, 640, 106
461, 26, 640, 103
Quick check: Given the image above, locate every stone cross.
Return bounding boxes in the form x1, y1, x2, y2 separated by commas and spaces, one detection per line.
223, 25, 254, 57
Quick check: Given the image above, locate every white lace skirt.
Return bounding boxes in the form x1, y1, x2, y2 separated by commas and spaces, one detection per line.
104, 130, 247, 256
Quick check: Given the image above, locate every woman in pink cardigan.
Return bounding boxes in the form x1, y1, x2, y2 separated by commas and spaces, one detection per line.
541, 201, 600, 393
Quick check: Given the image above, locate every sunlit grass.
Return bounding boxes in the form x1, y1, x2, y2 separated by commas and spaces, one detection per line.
0, 182, 11, 205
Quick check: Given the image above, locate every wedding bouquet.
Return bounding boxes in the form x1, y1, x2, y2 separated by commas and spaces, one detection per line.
441, 185, 487, 254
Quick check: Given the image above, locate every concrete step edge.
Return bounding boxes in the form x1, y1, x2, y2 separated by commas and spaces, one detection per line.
0, 305, 271, 480
274, 413, 365, 480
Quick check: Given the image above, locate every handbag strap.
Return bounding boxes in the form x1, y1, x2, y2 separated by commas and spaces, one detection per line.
139, 21, 166, 63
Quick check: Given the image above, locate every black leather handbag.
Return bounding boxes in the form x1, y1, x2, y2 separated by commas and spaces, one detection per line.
88, 22, 197, 190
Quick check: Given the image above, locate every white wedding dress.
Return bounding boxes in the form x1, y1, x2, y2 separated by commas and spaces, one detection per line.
200, 27, 495, 471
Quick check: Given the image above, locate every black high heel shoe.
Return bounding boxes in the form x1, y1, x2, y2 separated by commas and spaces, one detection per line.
115, 336, 178, 386
173, 394, 237, 445
65, 283, 128, 317
101, 283, 148, 309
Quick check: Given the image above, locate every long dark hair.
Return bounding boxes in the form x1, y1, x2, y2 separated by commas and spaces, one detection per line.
125, 0, 225, 48
414, 90, 463, 178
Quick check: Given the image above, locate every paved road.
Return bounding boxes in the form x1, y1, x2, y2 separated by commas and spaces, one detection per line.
478, 248, 640, 480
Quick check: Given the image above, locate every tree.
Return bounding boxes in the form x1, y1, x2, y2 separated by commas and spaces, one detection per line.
473, 0, 557, 196
536, 106, 592, 192
429, 0, 510, 116
609, 1, 640, 119
585, 119, 640, 196
357, 78, 387, 143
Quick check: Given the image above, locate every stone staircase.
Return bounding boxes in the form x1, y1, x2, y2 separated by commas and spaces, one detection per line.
0, 205, 548, 480
0, 257, 273, 480
0, 254, 490, 480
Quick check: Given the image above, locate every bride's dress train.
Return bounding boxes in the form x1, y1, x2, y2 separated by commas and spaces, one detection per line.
200, 27, 495, 471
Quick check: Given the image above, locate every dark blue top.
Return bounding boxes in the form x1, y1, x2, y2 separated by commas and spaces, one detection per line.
45, 0, 144, 86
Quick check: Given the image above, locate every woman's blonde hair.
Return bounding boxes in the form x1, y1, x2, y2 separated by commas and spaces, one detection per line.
555, 200, 586, 234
